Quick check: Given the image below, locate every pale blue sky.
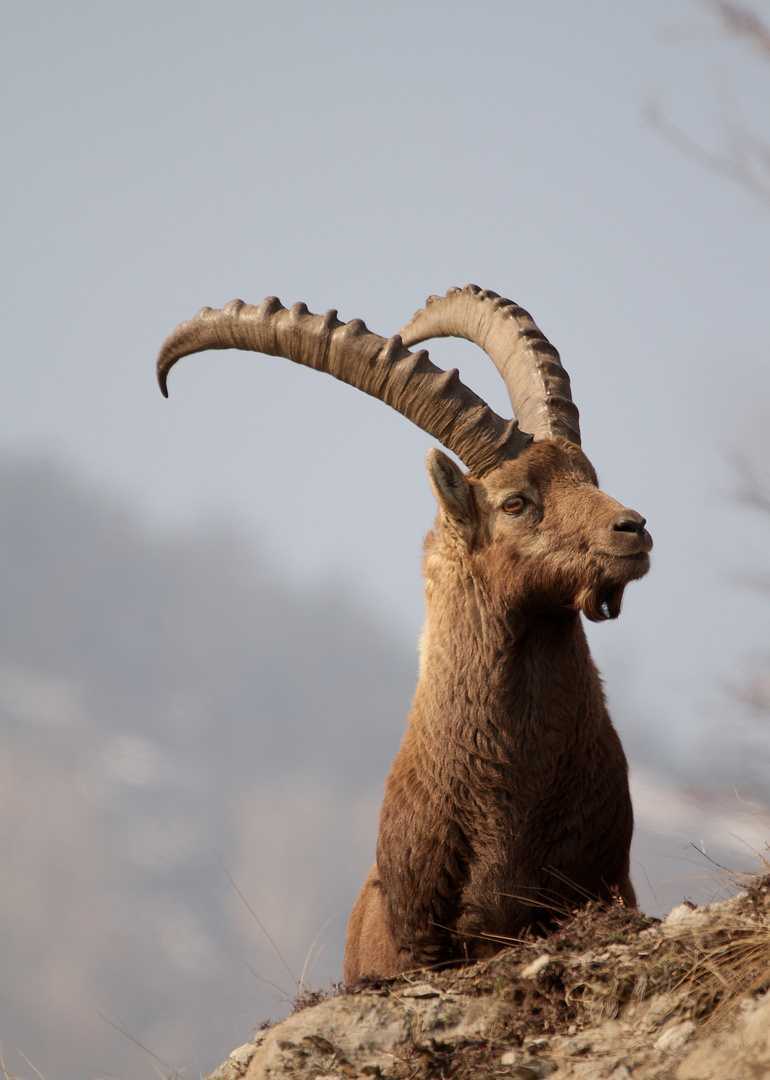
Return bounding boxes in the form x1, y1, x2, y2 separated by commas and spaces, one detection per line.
2, 0, 769, 771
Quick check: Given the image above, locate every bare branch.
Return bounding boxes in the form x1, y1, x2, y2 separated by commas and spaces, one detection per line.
711, 1, 770, 58
730, 452, 770, 515
646, 96, 770, 207
734, 670, 770, 714
650, 3, 770, 207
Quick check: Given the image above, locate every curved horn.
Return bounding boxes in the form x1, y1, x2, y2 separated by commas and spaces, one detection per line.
399, 285, 581, 445
156, 296, 531, 475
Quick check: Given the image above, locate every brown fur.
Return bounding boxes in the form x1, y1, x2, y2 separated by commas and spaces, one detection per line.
343, 438, 651, 982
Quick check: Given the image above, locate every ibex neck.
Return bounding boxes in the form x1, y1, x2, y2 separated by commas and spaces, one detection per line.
415, 555, 601, 748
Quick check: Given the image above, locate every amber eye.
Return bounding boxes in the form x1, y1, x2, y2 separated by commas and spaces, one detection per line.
502, 494, 525, 515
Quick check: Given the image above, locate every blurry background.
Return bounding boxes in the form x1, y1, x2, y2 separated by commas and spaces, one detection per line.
1, 2, 769, 1077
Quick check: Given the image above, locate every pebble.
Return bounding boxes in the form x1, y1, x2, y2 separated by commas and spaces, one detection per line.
565, 1036, 592, 1056
654, 1020, 697, 1052
229, 1043, 257, 1067
663, 903, 703, 928
520, 953, 552, 979
400, 982, 439, 998
499, 1059, 537, 1079
499, 1052, 557, 1078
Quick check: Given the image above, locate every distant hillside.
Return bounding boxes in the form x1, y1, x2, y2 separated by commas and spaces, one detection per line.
0, 452, 415, 1080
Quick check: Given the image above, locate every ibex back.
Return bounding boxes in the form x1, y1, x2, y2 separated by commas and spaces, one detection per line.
156, 285, 652, 982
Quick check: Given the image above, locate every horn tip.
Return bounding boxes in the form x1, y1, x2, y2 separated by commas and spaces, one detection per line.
156, 362, 170, 398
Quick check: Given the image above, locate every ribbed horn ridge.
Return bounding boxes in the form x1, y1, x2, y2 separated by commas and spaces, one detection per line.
156, 297, 531, 475
399, 285, 581, 445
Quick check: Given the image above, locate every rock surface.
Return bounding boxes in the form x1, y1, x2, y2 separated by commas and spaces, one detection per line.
206, 876, 770, 1080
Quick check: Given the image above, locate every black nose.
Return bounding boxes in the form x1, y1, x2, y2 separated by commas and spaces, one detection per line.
612, 511, 647, 537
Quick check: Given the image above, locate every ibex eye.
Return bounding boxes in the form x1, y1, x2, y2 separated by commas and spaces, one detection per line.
502, 495, 525, 514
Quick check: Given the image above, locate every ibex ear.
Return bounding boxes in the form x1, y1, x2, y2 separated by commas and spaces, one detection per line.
426, 448, 473, 524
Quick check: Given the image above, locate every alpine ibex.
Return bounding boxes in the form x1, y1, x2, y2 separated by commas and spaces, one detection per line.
156, 285, 652, 982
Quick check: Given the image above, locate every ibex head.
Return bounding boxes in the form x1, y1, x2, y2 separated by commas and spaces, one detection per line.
424, 440, 650, 624
157, 285, 651, 621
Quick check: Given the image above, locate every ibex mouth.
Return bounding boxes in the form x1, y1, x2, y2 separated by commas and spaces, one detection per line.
600, 540, 652, 559
597, 550, 650, 576
613, 551, 650, 567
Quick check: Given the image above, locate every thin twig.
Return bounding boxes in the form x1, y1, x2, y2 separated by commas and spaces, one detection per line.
711, 0, 770, 58
646, 97, 770, 207
215, 853, 299, 990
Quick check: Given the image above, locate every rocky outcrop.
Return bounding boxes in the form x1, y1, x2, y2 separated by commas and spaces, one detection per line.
206, 877, 770, 1080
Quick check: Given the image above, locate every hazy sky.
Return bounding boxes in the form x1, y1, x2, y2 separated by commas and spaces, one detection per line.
3, 1, 769, 770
